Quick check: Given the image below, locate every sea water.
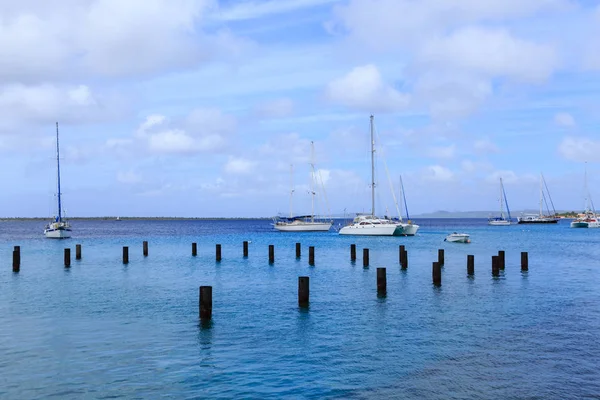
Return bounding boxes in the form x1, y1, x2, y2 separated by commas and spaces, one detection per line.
0, 219, 599, 399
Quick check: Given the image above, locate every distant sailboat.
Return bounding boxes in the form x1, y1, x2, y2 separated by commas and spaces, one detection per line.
571, 162, 600, 228
488, 177, 512, 226
517, 173, 559, 224
44, 122, 72, 239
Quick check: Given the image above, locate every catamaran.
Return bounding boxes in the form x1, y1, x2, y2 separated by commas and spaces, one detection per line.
273, 142, 332, 232
44, 122, 72, 239
517, 173, 559, 224
488, 177, 512, 226
570, 163, 599, 228
339, 116, 406, 236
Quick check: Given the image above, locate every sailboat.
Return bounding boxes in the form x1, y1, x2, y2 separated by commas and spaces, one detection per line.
273, 142, 332, 232
488, 177, 512, 226
393, 175, 419, 236
44, 122, 72, 239
570, 163, 599, 228
518, 173, 559, 224
339, 116, 402, 236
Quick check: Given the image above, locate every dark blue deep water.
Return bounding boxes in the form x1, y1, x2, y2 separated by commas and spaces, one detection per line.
1, 218, 599, 399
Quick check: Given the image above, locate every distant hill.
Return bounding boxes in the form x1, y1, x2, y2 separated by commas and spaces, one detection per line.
411, 210, 579, 218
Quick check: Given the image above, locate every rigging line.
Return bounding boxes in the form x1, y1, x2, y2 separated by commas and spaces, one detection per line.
373, 123, 401, 220
541, 173, 557, 215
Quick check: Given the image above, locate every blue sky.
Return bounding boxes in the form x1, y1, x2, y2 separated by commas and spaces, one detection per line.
1, 0, 600, 217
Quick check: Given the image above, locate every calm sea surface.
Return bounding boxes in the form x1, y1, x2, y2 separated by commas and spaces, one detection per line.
1, 218, 599, 399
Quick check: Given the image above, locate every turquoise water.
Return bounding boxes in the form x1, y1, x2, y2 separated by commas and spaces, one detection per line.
1, 219, 599, 399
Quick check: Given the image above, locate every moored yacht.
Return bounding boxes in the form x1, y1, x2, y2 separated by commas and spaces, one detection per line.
44, 122, 72, 239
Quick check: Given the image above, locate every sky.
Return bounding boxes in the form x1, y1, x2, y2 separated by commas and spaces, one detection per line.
1, 0, 600, 218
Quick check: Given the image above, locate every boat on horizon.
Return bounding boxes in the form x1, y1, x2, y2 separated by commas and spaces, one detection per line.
339, 116, 414, 236
518, 173, 559, 224
488, 177, 512, 226
273, 141, 332, 232
570, 163, 599, 228
44, 122, 72, 239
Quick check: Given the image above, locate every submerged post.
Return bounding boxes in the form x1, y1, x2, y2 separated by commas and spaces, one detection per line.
199, 286, 212, 320
76, 244, 82, 260
350, 244, 356, 261
492, 255, 500, 276
12, 246, 20, 272
192, 242, 197, 257
399, 245, 405, 266
498, 250, 505, 270
363, 248, 369, 267
64, 248, 71, 268
122, 246, 129, 265
467, 255, 475, 275
438, 249, 445, 266
143, 241, 148, 257
521, 252, 529, 271
216, 244, 222, 262
269, 245, 275, 264
243, 241, 249, 258
296, 242, 301, 258
432, 261, 441, 286
308, 246, 315, 266
298, 276, 309, 307
402, 249, 408, 270
377, 267, 387, 295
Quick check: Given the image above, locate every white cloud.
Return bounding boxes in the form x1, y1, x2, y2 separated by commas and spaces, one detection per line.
554, 112, 575, 127
423, 165, 454, 182
224, 156, 257, 174
254, 98, 294, 118
559, 136, 600, 162
461, 159, 493, 173
325, 65, 410, 112
117, 170, 142, 184
473, 139, 500, 154
427, 144, 456, 159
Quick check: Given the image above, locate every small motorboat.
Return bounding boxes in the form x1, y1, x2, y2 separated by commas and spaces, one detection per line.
444, 232, 470, 243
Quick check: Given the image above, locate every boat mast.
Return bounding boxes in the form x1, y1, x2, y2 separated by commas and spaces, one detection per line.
539, 173, 543, 217
370, 115, 376, 217
56, 122, 62, 222
499, 177, 504, 219
310, 141, 315, 222
289, 164, 294, 218
400, 175, 410, 220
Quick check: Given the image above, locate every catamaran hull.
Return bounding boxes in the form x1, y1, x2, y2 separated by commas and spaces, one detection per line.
395, 223, 419, 236
570, 220, 600, 228
44, 228, 72, 239
339, 224, 399, 236
274, 222, 332, 232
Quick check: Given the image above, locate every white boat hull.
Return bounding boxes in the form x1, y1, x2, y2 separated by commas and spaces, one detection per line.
488, 220, 511, 226
44, 228, 72, 239
570, 220, 600, 228
394, 223, 419, 236
445, 233, 470, 243
274, 222, 332, 232
339, 223, 399, 236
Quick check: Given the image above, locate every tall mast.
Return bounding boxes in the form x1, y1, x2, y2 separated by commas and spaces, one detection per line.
539, 173, 543, 217
289, 164, 294, 218
370, 115, 375, 217
310, 141, 315, 222
56, 122, 62, 222
499, 177, 504, 218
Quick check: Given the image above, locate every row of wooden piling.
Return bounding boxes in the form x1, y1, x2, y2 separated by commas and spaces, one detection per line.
10, 243, 530, 276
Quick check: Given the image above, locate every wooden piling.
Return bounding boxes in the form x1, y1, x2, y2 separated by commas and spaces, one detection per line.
432, 261, 441, 286
296, 242, 301, 258
377, 267, 387, 295
298, 276, 309, 307
402, 249, 408, 270
243, 241, 249, 257
521, 252, 528, 271
467, 255, 474, 275
12, 246, 20, 272
143, 241, 148, 257
350, 244, 356, 261
216, 244, 222, 262
192, 242, 197, 257
399, 245, 405, 266
438, 249, 445, 266
76, 244, 82, 260
498, 250, 505, 270
308, 246, 315, 266
122, 246, 129, 265
269, 245, 275, 264
363, 248, 369, 267
492, 255, 500, 276
64, 248, 71, 268
199, 286, 212, 320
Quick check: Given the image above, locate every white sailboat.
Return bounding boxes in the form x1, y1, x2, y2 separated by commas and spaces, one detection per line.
570, 163, 600, 228
488, 177, 512, 226
44, 122, 72, 239
339, 116, 402, 236
392, 175, 419, 236
274, 142, 332, 232
517, 173, 559, 224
